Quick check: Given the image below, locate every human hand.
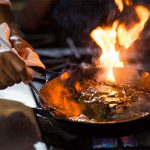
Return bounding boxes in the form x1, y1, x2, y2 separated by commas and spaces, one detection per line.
10, 35, 45, 69
0, 50, 32, 89
0, 23, 44, 89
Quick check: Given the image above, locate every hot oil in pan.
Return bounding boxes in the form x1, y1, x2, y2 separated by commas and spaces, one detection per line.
40, 68, 150, 123
70, 79, 150, 123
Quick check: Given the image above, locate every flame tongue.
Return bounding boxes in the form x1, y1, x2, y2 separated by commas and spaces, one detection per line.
115, 0, 124, 12
90, 1, 150, 82
115, 0, 133, 12
118, 5, 150, 49
91, 21, 123, 81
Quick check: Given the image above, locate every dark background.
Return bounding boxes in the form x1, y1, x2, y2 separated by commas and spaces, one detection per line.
10, 0, 150, 68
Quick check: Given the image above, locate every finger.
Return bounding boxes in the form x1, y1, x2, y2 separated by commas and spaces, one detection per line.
11, 48, 24, 62
11, 59, 32, 83
0, 81, 7, 89
0, 69, 15, 86
1, 51, 31, 83
2, 63, 21, 83
13, 41, 27, 58
1, 52, 22, 81
8, 51, 26, 72
20, 66, 32, 84
9, 52, 33, 83
11, 59, 31, 83
0, 51, 21, 83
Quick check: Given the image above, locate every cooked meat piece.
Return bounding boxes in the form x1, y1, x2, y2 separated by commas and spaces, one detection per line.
75, 80, 150, 122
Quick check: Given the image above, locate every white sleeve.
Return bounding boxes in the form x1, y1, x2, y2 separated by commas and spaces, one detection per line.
0, 23, 12, 52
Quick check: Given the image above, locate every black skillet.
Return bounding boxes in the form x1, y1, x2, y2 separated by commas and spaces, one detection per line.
2, 35, 150, 138
34, 67, 150, 138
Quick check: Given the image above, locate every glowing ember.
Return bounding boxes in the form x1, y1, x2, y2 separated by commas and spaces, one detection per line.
75, 81, 82, 92
90, 1, 150, 82
125, 0, 132, 6
60, 72, 70, 80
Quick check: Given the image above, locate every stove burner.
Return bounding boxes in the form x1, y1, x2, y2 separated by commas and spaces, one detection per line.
93, 138, 118, 149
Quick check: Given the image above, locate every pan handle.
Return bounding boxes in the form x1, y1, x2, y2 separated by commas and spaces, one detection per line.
33, 107, 48, 119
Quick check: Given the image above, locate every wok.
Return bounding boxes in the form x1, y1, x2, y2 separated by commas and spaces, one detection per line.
36, 67, 150, 138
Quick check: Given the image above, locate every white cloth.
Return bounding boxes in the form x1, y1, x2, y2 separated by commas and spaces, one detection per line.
0, 83, 37, 108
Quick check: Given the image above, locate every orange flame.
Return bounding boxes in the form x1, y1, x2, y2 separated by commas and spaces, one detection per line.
90, 2, 149, 82
115, 0, 124, 12
115, 0, 133, 12
60, 72, 70, 80
91, 21, 123, 81
40, 74, 82, 117
118, 5, 150, 49
75, 81, 82, 92
125, 0, 133, 6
